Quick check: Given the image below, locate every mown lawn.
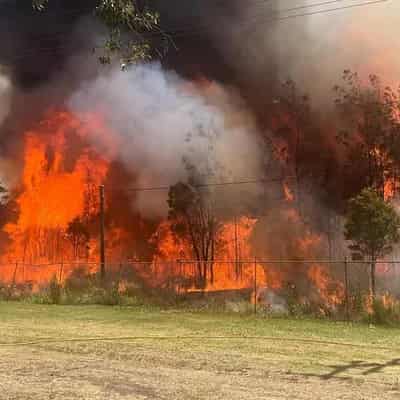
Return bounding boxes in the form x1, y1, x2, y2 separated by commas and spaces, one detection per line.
0, 302, 399, 399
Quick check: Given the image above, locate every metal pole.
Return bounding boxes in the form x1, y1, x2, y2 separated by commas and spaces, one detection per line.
344, 257, 350, 321
99, 185, 106, 282
12, 262, 18, 288
254, 257, 257, 315
234, 215, 239, 278
59, 261, 64, 284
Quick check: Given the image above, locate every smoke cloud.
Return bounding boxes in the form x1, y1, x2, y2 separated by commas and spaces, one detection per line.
0, 67, 11, 127
68, 63, 266, 216
212, 0, 400, 104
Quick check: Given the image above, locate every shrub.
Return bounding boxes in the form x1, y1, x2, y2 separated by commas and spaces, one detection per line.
64, 266, 94, 294
48, 275, 62, 304
367, 298, 400, 325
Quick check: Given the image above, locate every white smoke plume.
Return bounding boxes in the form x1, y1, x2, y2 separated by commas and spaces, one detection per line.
68, 63, 266, 216
0, 67, 11, 127
0, 67, 16, 191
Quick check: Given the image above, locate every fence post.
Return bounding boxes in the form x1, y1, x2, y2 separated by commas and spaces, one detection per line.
254, 257, 257, 315
344, 257, 350, 322
12, 262, 18, 288
59, 261, 64, 284
99, 185, 106, 282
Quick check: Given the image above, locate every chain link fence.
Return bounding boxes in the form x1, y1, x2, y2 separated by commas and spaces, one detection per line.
0, 259, 399, 318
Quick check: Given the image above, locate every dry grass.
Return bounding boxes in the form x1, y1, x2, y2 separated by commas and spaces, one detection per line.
0, 302, 399, 399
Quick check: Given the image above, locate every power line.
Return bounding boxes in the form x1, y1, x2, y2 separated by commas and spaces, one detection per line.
109, 176, 296, 193
1, 0, 389, 62
150, 0, 353, 37
165, 0, 389, 39
160, 0, 375, 37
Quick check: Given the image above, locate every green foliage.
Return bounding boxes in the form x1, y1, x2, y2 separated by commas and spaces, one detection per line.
33, 0, 166, 66
95, 0, 160, 65
344, 188, 400, 259
364, 298, 400, 326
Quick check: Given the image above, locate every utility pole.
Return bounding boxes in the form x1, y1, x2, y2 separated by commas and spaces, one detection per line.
234, 215, 239, 278
344, 257, 350, 322
99, 185, 106, 282
254, 257, 257, 315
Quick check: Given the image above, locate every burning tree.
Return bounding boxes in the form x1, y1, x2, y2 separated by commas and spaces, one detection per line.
344, 187, 400, 299
66, 217, 90, 261
275, 79, 323, 216
167, 181, 223, 288
334, 71, 400, 199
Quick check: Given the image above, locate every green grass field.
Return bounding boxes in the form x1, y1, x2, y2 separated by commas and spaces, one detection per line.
0, 302, 399, 399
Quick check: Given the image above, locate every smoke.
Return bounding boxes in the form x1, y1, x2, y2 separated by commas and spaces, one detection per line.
0, 67, 11, 127
211, 0, 400, 105
0, 67, 16, 190
68, 63, 266, 216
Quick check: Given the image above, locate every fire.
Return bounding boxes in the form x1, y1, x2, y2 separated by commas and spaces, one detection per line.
384, 177, 396, 200
2, 110, 110, 270
307, 264, 344, 307
0, 109, 345, 307
298, 234, 322, 254
150, 216, 282, 293
283, 182, 294, 202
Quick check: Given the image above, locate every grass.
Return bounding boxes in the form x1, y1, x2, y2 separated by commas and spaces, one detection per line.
0, 302, 400, 399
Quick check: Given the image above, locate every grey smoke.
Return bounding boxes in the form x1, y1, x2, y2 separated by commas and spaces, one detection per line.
0, 67, 16, 190
212, 0, 400, 104
0, 67, 11, 127
68, 63, 265, 216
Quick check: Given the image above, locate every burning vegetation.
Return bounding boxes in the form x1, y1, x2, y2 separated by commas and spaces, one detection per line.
0, 98, 348, 309
0, 59, 400, 314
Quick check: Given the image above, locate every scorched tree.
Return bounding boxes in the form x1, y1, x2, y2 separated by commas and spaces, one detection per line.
167, 181, 223, 289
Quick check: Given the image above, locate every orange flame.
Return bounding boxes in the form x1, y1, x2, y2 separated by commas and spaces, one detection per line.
308, 264, 344, 307
2, 110, 110, 270
283, 183, 294, 202
0, 109, 345, 306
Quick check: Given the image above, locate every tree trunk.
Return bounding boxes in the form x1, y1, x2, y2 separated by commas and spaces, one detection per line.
370, 258, 376, 301
209, 235, 215, 284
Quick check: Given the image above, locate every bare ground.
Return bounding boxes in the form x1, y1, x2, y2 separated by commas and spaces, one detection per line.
0, 304, 399, 399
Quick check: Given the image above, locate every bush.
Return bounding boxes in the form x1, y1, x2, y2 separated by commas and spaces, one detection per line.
48, 275, 62, 304
96, 283, 122, 306
367, 298, 400, 325
64, 266, 93, 294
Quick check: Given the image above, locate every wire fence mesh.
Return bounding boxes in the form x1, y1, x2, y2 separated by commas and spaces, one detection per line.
0, 259, 396, 286
0, 259, 399, 318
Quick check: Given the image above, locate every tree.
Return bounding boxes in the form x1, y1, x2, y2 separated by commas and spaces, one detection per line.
167, 181, 222, 288
32, 0, 167, 66
275, 79, 331, 219
66, 217, 90, 260
344, 188, 400, 299
275, 79, 312, 215
334, 70, 400, 199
